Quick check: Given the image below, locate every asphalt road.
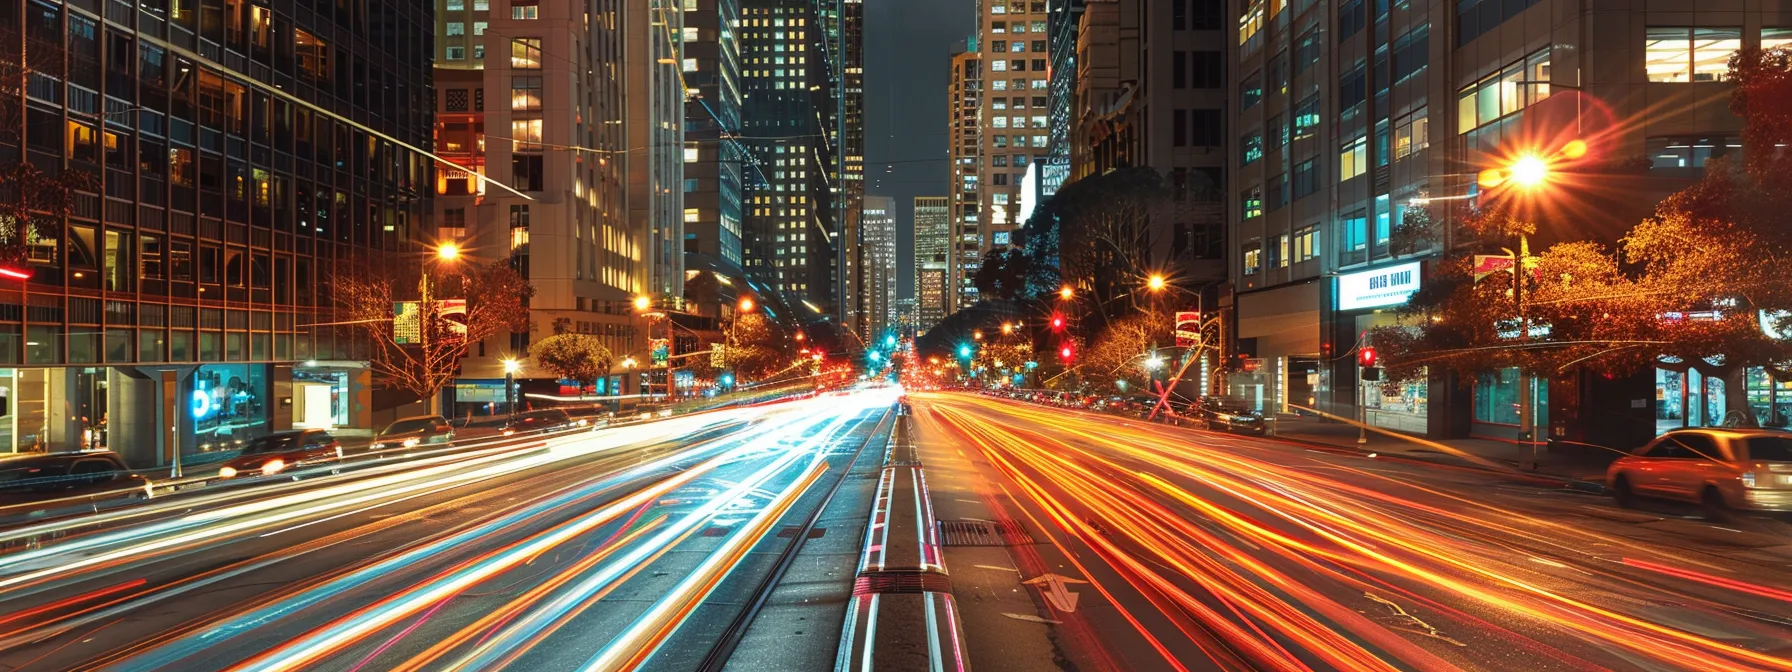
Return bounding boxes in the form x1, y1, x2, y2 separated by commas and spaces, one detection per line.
0, 390, 899, 672
912, 392, 1792, 672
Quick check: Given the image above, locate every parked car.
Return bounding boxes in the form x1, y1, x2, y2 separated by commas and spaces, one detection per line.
1189, 396, 1267, 435
370, 415, 455, 452
502, 409, 578, 436
217, 430, 342, 480
0, 451, 147, 509
1607, 428, 1792, 519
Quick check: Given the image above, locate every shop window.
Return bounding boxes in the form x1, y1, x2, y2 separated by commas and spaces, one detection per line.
193, 363, 270, 449
1474, 368, 1547, 426
26, 325, 60, 365
68, 329, 100, 364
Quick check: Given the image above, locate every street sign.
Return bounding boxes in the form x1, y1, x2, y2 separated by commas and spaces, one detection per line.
1174, 311, 1201, 347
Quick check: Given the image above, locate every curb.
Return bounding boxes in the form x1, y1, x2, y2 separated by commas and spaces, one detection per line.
1208, 426, 1610, 495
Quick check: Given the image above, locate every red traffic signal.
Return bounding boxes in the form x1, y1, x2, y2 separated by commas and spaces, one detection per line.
1358, 346, 1377, 368
1060, 345, 1075, 361
1050, 314, 1065, 332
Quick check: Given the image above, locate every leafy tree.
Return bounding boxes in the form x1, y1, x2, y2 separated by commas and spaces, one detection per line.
727, 312, 790, 380
530, 333, 613, 393
338, 259, 534, 412
972, 248, 1031, 301
1083, 310, 1174, 389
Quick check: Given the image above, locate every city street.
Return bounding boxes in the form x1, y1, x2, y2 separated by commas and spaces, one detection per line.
0, 391, 898, 672
912, 392, 1792, 672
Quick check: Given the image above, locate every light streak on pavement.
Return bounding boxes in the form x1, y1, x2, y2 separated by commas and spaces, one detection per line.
916, 392, 1792, 672
0, 389, 900, 671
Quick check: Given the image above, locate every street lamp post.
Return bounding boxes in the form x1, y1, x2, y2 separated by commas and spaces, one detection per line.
501, 357, 521, 420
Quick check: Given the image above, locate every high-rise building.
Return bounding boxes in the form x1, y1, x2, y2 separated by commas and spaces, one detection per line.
627, 0, 686, 302
0, 0, 431, 463
1043, 0, 1083, 197
681, 0, 748, 304
834, 0, 866, 332
861, 195, 897, 339
912, 196, 951, 332
739, 0, 838, 317
977, 1, 1050, 257
436, 0, 643, 401
1225, 0, 1787, 440
946, 45, 983, 311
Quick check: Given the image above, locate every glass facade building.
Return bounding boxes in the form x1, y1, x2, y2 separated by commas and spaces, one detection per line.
0, 0, 433, 465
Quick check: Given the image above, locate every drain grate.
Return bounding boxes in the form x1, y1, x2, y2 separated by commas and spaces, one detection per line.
937, 519, 1035, 546
853, 570, 953, 596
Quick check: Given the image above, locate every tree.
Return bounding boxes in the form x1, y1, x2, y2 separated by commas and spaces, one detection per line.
338, 259, 534, 412
1083, 310, 1173, 389
0, 25, 87, 267
530, 333, 613, 394
727, 312, 790, 380
972, 248, 1031, 301
973, 341, 1033, 381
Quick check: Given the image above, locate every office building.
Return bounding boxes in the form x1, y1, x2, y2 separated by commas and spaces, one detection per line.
946, 45, 982, 310
0, 0, 431, 464
977, 0, 1050, 256
1225, 0, 1789, 442
913, 196, 951, 332
860, 195, 897, 339
627, 0, 686, 302
435, 0, 644, 406
1043, 0, 1083, 198
681, 0, 748, 310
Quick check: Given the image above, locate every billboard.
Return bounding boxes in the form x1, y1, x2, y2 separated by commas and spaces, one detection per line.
650, 338, 671, 366
1336, 261, 1422, 311
394, 300, 467, 345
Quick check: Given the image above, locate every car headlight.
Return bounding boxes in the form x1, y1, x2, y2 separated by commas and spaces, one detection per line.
218, 466, 237, 479
402, 437, 421, 448
262, 459, 286, 476
371, 442, 386, 450
1741, 472, 1757, 488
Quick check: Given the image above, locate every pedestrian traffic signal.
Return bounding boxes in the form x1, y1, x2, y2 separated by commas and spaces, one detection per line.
1358, 346, 1377, 368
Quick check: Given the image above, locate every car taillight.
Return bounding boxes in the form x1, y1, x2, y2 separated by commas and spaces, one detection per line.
262, 459, 286, 475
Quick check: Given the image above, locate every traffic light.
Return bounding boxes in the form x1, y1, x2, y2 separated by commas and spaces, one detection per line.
1050, 314, 1065, 332
958, 344, 973, 359
1358, 346, 1378, 368
1060, 345, 1075, 361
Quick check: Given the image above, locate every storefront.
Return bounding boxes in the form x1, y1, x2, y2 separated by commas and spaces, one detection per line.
1231, 281, 1322, 415
1333, 261, 1433, 435
1656, 365, 1791, 433
1472, 367, 1547, 440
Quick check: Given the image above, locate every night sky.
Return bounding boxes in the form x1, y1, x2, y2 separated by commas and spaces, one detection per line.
864, 0, 974, 302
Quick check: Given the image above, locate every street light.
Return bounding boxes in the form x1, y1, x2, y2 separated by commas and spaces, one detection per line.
633, 295, 653, 311
1059, 286, 1074, 300
501, 357, 521, 419
973, 330, 983, 341
436, 242, 461, 261
1507, 154, 1551, 189
1146, 274, 1168, 292
738, 296, 756, 313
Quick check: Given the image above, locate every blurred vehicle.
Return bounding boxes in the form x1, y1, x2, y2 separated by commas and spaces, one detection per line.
0, 451, 147, 508
1189, 396, 1267, 435
1607, 428, 1792, 519
370, 415, 455, 451
502, 408, 578, 436
217, 430, 342, 480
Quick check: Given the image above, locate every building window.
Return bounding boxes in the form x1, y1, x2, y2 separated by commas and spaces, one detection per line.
1241, 186, 1263, 219
512, 1, 538, 19
445, 46, 465, 60
1647, 136, 1741, 169
446, 22, 465, 36
1767, 28, 1792, 50
1240, 131, 1263, 166
1267, 173, 1288, 211
1339, 65, 1367, 114
992, 40, 1007, 52
1392, 24, 1429, 82
1243, 244, 1262, 275
1292, 159, 1318, 199
1457, 48, 1550, 133
1240, 70, 1262, 111
1272, 234, 1289, 268
1293, 94, 1319, 140
511, 38, 543, 69
1340, 210, 1367, 260
474, 21, 487, 35
1293, 225, 1317, 262
1646, 28, 1742, 82
511, 76, 543, 111
1190, 50, 1223, 88
1339, 135, 1367, 181
1295, 26, 1320, 75
1393, 107, 1428, 160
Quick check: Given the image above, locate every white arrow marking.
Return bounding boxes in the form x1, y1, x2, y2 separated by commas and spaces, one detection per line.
1023, 573, 1088, 613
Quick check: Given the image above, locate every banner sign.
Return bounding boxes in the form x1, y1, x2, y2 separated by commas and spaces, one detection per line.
650, 338, 671, 366
1174, 311, 1201, 348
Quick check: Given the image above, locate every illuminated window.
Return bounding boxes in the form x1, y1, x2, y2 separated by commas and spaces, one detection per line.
510, 76, 542, 111
1339, 135, 1367, 180
511, 38, 542, 69
1645, 27, 1741, 82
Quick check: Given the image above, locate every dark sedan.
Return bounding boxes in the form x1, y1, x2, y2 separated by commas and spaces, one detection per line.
216, 430, 342, 480
1189, 397, 1267, 435
0, 451, 148, 510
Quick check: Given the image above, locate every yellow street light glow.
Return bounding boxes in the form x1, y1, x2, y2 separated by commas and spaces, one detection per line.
1147, 275, 1167, 291
1508, 153, 1551, 189
436, 243, 461, 261
738, 297, 756, 313
502, 357, 522, 374
1001, 322, 1014, 334
1058, 286, 1074, 300
633, 296, 652, 311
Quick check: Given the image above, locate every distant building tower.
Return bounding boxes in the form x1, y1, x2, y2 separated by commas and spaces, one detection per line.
947, 45, 984, 311
861, 196, 898, 339
913, 196, 952, 332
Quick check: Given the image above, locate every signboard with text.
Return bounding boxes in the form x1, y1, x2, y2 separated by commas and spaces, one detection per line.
1174, 311, 1201, 348
1337, 261, 1422, 311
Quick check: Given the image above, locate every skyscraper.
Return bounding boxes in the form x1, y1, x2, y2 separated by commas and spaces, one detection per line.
681, 0, 748, 310
861, 195, 897, 339
436, 0, 644, 398
977, 0, 1050, 255
739, 0, 839, 318
946, 45, 983, 311
912, 196, 951, 332
0, 0, 431, 462
627, 0, 686, 302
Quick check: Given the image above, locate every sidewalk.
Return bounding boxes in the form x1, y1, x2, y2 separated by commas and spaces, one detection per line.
1256, 414, 1613, 492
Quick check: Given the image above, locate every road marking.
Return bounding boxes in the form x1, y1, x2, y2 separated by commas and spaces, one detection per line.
1023, 573, 1088, 613
954, 499, 984, 506
973, 564, 1019, 573
1001, 612, 1062, 625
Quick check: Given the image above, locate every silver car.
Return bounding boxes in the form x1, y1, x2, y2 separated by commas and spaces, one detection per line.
1607, 429, 1792, 519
